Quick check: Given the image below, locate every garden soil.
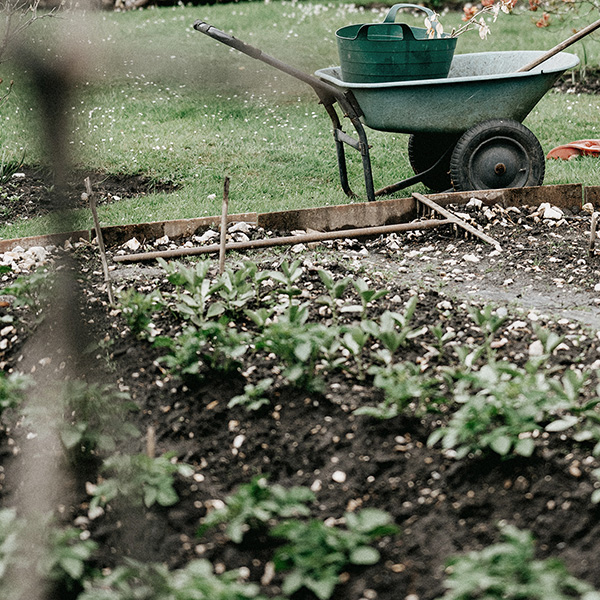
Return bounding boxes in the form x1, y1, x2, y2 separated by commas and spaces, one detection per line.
3, 130, 600, 600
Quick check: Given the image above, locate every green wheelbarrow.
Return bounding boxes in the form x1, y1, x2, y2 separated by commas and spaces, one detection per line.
193, 21, 582, 200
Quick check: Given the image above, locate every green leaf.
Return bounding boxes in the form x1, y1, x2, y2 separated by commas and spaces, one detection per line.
206, 302, 226, 319
294, 341, 312, 363
60, 428, 83, 450
490, 435, 512, 456
514, 437, 535, 457
545, 415, 579, 432
60, 556, 84, 580
427, 428, 445, 448
306, 576, 337, 600
350, 546, 380, 565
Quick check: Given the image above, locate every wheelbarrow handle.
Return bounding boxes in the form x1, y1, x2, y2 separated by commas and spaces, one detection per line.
193, 20, 360, 114
193, 21, 262, 60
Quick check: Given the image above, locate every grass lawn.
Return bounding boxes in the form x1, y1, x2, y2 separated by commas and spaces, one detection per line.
1, 1, 599, 239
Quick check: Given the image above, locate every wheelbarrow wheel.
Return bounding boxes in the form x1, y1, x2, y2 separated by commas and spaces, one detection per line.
450, 119, 545, 191
408, 133, 459, 192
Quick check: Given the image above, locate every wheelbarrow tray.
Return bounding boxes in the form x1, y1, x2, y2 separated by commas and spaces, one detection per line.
316, 50, 579, 135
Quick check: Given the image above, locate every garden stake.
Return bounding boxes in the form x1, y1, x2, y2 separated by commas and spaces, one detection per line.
84, 177, 115, 306
219, 176, 230, 274
146, 425, 156, 459
589, 212, 600, 256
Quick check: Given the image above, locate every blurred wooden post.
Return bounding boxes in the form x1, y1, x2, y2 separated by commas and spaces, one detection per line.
219, 176, 230, 274
85, 177, 115, 305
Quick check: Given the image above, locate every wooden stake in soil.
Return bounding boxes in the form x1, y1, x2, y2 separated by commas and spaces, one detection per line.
219, 176, 231, 274
146, 425, 156, 459
84, 177, 115, 306
589, 212, 600, 256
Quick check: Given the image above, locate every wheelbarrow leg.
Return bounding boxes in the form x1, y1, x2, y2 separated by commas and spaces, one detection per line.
323, 101, 376, 203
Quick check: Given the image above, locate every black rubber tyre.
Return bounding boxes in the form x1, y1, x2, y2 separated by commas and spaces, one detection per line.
450, 119, 545, 192
407, 133, 460, 192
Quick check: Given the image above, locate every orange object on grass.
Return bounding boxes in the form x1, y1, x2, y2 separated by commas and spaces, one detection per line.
547, 139, 600, 160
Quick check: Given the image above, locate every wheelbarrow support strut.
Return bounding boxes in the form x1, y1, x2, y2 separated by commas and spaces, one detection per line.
194, 21, 435, 202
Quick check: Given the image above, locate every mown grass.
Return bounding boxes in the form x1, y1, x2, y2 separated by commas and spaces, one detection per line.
0, 1, 599, 239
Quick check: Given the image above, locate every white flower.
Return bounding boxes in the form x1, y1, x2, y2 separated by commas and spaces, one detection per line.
424, 14, 444, 39
478, 17, 491, 39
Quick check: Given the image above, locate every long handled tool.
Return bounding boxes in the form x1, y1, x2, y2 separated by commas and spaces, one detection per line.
518, 17, 600, 72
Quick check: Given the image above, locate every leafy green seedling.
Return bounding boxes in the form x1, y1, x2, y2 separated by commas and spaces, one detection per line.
89, 452, 194, 510
156, 320, 249, 385
198, 475, 315, 543
430, 324, 456, 355
118, 287, 163, 338
271, 509, 398, 600
56, 380, 140, 458
158, 258, 223, 324
343, 277, 388, 319
316, 269, 351, 324
355, 362, 437, 419
228, 378, 274, 412
258, 305, 340, 391
429, 357, 586, 459
2, 267, 54, 310
0, 371, 32, 419
438, 523, 600, 600
362, 297, 425, 365
79, 558, 275, 600
267, 259, 304, 300
340, 325, 371, 380
0, 509, 97, 598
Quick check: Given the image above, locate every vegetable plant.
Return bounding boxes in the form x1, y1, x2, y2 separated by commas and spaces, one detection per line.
89, 451, 194, 510
198, 475, 315, 543
0, 371, 32, 420
228, 378, 274, 412
57, 380, 140, 458
79, 558, 272, 600
257, 303, 340, 392
271, 509, 398, 600
316, 269, 351, 324
0, 509, 97, 598
267, 259, 304, 301
355, 361, 438, 419
118, 287, 163, 339
158, 257, 224, 324
1, 267, 54, 311
156, 319, 249, 385
344, 277, 388, 320
362, 297, 425, 366
437, 522, 600, 600
428, 357, 588, 459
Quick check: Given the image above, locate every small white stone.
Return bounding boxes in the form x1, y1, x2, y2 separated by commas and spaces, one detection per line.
462, 254, 480, 263
123, 237, 141, 251
196, 230, 219, 243
229, 222, 251, 233
542, 205, 563, 220
528, 340, 544, 357
232, 434, 245, 449
466, 197, 482, 208
311, 479, 322, 492
207, 193, 217, 200
582, 202, 595, 214
155, 235, 170, 245
332, 470, 347, 483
